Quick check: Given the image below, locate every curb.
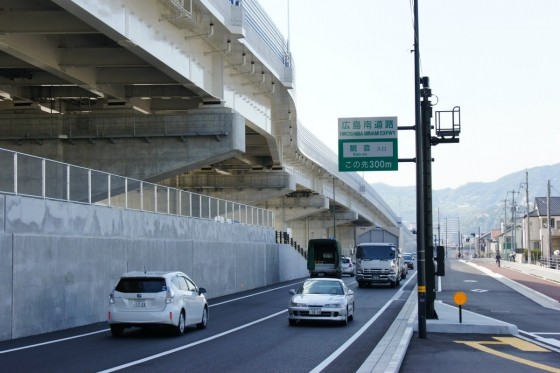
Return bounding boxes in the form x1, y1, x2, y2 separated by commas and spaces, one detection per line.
357, 289, 417, 373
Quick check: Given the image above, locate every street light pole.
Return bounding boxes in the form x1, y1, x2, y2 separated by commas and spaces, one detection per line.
413, 0, 427, 339
333, 177, 337, 239
525, 172, 531, 264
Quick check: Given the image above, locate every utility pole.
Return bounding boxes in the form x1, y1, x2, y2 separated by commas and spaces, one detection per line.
421, 76, 437, 319
478, 226, 481, 257
413, 0, 427, 339
525, 172, 531, 264
511, 190, 516, 260
547, 180, 552, 258
413, 0, 460, 338
458, 217, 461, 257
333, 177, 337, 239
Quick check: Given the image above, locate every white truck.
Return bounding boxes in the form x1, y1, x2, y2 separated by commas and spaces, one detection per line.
355, 242, 404, 288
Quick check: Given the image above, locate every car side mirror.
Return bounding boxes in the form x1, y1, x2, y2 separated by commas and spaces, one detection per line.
289, 289, 296, 295
347, 289, 354, 296
198, 287, 207, 295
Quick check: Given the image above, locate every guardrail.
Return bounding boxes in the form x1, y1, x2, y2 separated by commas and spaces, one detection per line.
276, 230, 307, 258
0, 147, 274, 228
538, 257, 560, 270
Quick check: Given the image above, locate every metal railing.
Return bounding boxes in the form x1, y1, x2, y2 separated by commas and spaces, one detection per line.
0, 147, 274, 228
538, 256, 560, 270
205, 0, 294, 86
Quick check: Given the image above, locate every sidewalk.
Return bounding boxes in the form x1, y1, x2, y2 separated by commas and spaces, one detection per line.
471, 258, 560, 308
485, 257, 560, 283
357, 258, 560, 373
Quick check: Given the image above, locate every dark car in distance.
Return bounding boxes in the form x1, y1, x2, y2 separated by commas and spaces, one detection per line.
403, 253, 415, 269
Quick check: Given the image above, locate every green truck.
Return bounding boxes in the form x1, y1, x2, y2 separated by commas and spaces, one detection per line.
307, 239, 342, 278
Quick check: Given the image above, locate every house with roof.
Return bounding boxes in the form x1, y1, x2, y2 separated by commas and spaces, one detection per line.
522, 196, 560, 259
497, 225, 523, 260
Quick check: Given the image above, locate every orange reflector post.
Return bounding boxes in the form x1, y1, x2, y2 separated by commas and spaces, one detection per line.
454, 291, 467, 306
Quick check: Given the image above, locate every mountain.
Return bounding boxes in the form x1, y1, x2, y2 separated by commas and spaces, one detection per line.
371, 163, 560, 239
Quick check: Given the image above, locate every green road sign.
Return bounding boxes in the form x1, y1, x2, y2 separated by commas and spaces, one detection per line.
338, 116, 398, 172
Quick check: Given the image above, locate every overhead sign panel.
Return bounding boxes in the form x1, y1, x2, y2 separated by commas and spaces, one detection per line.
338, 116, 398, 172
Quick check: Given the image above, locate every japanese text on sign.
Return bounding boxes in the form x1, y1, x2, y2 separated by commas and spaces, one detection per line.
338, 118, 397, 140
337, 116, 398, 172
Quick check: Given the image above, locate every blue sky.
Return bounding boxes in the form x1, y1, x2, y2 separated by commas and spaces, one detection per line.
257, 0, 560, 189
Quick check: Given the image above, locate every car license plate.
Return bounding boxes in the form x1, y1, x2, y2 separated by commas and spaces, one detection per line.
372, 275, 379, 280
309, 308, 321, 315
318, 273, 324, 277
133, 300, 147, 307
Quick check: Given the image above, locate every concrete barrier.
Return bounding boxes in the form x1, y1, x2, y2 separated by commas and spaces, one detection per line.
0, 194, 307, 340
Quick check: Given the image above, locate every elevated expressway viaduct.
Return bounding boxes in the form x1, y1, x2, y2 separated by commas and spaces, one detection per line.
0, 0, 415, 252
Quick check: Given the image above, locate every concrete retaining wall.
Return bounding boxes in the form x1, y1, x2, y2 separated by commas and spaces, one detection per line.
0, 194, 307, 340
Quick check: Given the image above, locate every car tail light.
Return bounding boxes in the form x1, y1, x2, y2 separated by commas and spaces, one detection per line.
109, 291, 115, 304
165, 289, 174, 304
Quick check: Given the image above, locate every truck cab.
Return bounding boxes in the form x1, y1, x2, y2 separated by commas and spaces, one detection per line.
355, 243, 403, 288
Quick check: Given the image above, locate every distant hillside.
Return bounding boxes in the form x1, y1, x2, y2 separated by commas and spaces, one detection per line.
371, 163, 560, 237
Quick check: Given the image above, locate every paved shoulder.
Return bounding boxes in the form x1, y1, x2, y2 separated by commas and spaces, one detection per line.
401, 332, 560, 373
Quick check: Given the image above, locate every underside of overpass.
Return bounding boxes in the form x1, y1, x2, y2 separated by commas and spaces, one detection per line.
0, 0, 404, 249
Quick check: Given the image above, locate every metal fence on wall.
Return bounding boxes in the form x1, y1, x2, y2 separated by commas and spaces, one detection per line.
0, 147, 274, 228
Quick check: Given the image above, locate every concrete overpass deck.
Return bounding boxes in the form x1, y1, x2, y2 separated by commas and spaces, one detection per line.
0, 0, 415, 250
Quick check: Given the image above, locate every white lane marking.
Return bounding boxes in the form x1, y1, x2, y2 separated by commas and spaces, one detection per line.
1, 276, 413, 372
309, 273, 418, 373
518, 331, 560, 353
209, 281, 303, 307
0, 280, 305, 355
0, 329, 108, 354
97, 310, 287, 373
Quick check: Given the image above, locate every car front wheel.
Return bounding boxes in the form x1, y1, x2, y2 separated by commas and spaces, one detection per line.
340, 307, 349, 326
196, 306, 208, 329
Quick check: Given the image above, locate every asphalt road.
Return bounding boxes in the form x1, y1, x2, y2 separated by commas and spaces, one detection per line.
0, 274, 417, 373
400, 259, 560, 373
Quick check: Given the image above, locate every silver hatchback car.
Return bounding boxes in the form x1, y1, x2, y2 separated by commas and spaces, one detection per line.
108, 271, 208, 337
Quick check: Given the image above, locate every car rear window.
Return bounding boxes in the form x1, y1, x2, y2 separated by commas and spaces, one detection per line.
115, 277, 167, 293
342, 258, 350, 264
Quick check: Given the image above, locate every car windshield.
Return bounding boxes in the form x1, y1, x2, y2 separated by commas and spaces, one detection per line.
299, 280, 344, 295
115, 277, 167, 293
403, 254, 412, 260
357, 245, 395, 260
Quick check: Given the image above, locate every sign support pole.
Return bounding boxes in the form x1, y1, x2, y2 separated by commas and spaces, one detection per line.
413, 0, 427, 339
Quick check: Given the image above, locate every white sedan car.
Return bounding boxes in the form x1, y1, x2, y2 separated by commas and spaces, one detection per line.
288, 278, 354, 326
108, 271, 208, 337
